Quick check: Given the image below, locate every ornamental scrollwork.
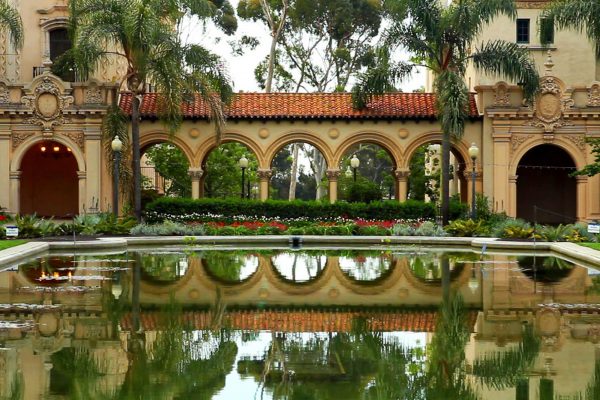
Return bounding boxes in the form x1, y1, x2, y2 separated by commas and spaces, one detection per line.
510, 134, 533, 152
565, 134, 587, 151
526, 76, 573, 133
325, 169, 341, 180
588, 82, 600, 107
11, 132, 34, 150
20, 75, 74, 132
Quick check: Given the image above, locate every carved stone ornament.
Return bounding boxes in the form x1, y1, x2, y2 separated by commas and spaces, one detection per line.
394, 169, 410, 180
257, 169, 273, 180
187, 169, 204, 180
62, 131, 85, 152
21, 74, 74, 132
11, 132, 34, 150
588, 82, 600, 107
326, 169, 341, 180
84, 82, 103, 104
527, 76, 573, 133
511, 134, 533, 152
493, 82, 511, 107
565, 134, 587, 151
0, 82, 9, 104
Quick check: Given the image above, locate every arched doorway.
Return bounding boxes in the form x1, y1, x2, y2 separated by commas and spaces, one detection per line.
517, 144, 576, 224
20, 140, 78, 217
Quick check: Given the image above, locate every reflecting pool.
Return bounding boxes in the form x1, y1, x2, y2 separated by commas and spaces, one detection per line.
0, 247, 599, 399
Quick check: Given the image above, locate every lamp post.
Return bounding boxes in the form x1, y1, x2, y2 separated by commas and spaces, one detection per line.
345, 166, 352, 179
350, 154, 360, 182
111, 135, 123, 217
239, 155, 248, 199
468, 142, 479, 220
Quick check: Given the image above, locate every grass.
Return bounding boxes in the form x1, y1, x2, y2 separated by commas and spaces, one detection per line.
580, 243, 600, 251
0, 240, 27, 251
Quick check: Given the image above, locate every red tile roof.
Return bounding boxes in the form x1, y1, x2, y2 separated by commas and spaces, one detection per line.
120, 309, 478, 333
119, 92, 480, 121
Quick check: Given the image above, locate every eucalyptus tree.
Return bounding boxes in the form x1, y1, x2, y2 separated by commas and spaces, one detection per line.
352, 0, 540, 224
68, 0, 236, 220
0, 0, 23, 51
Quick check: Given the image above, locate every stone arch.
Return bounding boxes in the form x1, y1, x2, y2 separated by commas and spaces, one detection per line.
139, 131, 195, 166
333, 132, 402, 168
11, 134, 85, 173
509, 137, 585, 176
196, 131, 266, 169
400, 131, 475, 170
265, 131, 334, 169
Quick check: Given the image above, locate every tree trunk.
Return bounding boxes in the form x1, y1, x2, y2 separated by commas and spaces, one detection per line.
132, 94, 142, 221
288, 143, 299, 200
266, 33, 277, 93
441, 133, 451, 225
314, 152, 327, 200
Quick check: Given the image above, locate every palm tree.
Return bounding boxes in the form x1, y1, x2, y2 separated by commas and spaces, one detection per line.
542, 0, 600, 51
68, 0, 236, 220
0, 0, 23, 50
352, 0, 540, 224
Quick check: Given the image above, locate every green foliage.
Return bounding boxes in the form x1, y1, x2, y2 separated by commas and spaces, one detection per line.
449, 194, 469, 221
144, 197, 436, 223
204, 142, 258, 199
345, 179, 383, 203
0, 1, 23, 50
144, 144, 191, 197
356, 225, 391, 236
130, 221, 205, 236
415, 221, 447, 237
445, 219, 488, 237
492, 219, 535, 239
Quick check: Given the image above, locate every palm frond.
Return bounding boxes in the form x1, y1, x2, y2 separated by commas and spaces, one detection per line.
542, 0, 600, 57
471, 40, 540, 103
435, 71, 469, 138
449, 0, 516, 45
102, 104, 132, 196
0, 0, 23, 50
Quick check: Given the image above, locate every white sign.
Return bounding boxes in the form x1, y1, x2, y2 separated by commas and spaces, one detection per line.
588, 224, 600, 234
5, 226, 18, 237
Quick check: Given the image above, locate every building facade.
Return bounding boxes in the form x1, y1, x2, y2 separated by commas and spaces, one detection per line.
2, 0, 600, 224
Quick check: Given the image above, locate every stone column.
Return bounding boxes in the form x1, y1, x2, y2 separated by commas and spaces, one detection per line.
77, 170, 87, 213
326, 169, 341, 203
394, 169, 410, 202
508, 175, 518, 218
576, 176, 588, 221
0, 129, 9, 211
257, 169, 273, 201
188, 168, 203, 199
492, 128, 511, 215
9, 171, 20, 214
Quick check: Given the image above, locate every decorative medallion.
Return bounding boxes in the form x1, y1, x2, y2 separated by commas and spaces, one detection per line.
11, 132, 34, 150
526, 76, 573, 133
258, 128, 269, 139
188, 128, 200, 138
0, 82, 9, 104
588, 82, 600, 107
84, 83, 103, 104
397, 128, 409, 139
21, 75, 74, 132
328, 128, 339, 139
565, 134, 587, 151
493, 82, 511, 107
62, 131, 85, 152
511, 134, 533, 152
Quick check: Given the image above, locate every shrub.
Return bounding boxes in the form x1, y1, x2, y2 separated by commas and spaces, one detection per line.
449, 194, 469, 221
356, 225, 390, 236
537, 224, 571, 242
345, 180, 383, 204
445, 219, 488, 237
130, 221, 205, 236
492, 219, 534, 239
285, 227, 306, 235
144, 198, 436, 223
392, 223, 415, 236
216, 226, 237, 236
415, 221, 447, 236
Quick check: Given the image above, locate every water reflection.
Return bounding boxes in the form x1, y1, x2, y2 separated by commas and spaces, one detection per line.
0, 250, 599, 398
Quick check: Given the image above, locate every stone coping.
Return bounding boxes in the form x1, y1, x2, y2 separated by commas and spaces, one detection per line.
0, 236, 599, 270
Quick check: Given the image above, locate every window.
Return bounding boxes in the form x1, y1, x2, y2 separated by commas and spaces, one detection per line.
516, 19, 530, 44
540, 18, 555, 44
49, 28, 71, 61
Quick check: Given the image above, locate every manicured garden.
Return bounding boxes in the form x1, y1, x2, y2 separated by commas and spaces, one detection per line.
0, 197, 598, 245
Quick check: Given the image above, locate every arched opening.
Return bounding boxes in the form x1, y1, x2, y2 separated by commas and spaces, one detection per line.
271, 252, 327, 283
517, 144, 576, 224
407, 143, 468, 204
20, 140, 78, 217
338, 143, 396, 202
270, 143, 328, 201
202, 142, 259, 199
140, 142, 191, 206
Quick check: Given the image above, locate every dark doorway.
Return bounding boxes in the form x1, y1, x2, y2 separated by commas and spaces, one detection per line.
20, 141, 78, 217
516, 144, 576, 224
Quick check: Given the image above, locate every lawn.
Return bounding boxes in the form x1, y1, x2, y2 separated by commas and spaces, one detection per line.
580, 243, 600, 251
0, 240, 27, 251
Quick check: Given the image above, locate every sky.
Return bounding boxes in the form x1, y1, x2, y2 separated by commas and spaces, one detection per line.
182, 0, 426, 94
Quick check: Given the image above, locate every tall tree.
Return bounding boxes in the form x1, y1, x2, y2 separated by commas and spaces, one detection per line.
68, 0, 236, 220
352, 0, 540, 224
0, 0, 23, 51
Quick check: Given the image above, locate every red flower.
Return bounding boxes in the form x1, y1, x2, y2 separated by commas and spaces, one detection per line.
0, 215, 6, 222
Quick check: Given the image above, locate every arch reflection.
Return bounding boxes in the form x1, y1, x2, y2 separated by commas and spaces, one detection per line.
202, 251, 259, 284
408, 253, 467, 283
140, 252, 189, 284
271, 252, 327, 283
339, 253, 393, 282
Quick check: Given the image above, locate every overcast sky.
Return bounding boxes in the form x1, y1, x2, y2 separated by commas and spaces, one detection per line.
182, 0, 426, 93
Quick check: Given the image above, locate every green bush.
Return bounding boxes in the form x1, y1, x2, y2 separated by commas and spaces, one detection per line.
415, 221, 447, 236
449, 194, 469, 220
445, 219, 488, 237
356, 225, 391, 236
492, 219, 534, 239
392, 224, 415, 236
144, 198, 436, 223
345, 180, 383, 203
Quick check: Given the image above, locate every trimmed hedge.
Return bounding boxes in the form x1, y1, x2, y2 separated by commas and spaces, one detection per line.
144, 198, 436, 223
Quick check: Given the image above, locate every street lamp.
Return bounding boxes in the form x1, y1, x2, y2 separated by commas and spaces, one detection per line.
344, 165, 352, 179
468, 142, 480, 220
111, 135, 123, 217
350, 154, 360, 182
238, 155, 248, 199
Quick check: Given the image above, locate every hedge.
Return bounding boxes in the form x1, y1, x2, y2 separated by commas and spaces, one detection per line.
144, 198, 436, 223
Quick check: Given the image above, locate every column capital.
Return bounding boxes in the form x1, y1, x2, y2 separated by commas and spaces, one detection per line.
462, 170, 483, 180
187, 168, 204, 180
257, 168, 273, 180
326, 169, 341, 180
394, 169, 410, 180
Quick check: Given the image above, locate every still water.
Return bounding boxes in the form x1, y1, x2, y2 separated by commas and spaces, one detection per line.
0, 247, 598, 399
